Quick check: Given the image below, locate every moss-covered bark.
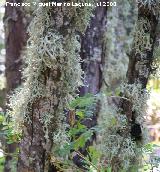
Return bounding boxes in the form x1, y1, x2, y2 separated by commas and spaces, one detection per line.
98, 1, 160, 171
127, 2, 159, 87
6, 1, 94, 171
112, 1, 159, 171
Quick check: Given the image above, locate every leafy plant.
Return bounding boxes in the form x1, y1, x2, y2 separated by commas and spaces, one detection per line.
0, 112, 21, 144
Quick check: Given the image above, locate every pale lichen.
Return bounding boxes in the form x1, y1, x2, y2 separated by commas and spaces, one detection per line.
97, 0, 155, 170
7, 1, 95, 164
97, 94, 139, 171
132, 18, 152, 57
136, 0, 160, 17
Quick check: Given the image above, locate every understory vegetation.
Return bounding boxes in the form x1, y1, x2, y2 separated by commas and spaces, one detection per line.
0, 0, 160, 172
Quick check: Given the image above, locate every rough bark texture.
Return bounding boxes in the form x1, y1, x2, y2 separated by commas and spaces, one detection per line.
127, 5, 158, 88
79, 0, 107, 95
3, 0, 28, 171
123, 0, 159, 139
74, 0, 107, 168
16, 3, 93, 172
17, 72, 60, 172
111, 3, 159, 172
4, 0, 27, 94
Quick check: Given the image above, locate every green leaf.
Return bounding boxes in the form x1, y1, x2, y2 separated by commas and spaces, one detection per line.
69, 127, 86, 137
0, 115, 4, 123
69, 93, 95, 109
77, 122, 86, 130
88, 146, 101, 160
144, 143, 154, 152
115, 87, 121, 96
76, 110, 84, 118
73, 136, 86, 150
110, 117, 117, 126
107, 167, 112, 172
73, 130, 93, 150
68, 123, 87, 137
105, 90, 112, 96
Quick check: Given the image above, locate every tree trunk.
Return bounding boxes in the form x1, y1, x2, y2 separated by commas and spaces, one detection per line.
127, 4, 158, 88
98, 1, 159, 171
111, 2, 159, 171
102, 0, 137, 90
80, 0, 107, 95
73, 0, 107, 168
3, 0, 28, 171
4, 0, 28, 94
14, 3, 94, 172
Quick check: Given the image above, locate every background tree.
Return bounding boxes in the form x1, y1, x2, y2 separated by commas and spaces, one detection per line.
72, 0, 137, 170
98, 1, 160, 171
73, 0, 107, 167
3, 0, 29, 171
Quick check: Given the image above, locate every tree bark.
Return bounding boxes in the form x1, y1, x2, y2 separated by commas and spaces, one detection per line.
102, 0, 137, 90
127, 4, 158, 88
111, 2, 159, 171
96, 1, 159, 171
79, 0, 107, 95
73, 0, 107, 168
3, 0, 28, 171
4, 0, 28, 94
16, 3, 94, 172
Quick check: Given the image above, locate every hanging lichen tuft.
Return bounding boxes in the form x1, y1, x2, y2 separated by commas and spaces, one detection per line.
97, 0, 160, 171
7, 1, 95, 171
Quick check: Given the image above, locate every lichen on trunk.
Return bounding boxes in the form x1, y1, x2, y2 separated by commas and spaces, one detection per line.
7, 1, 95, 171
97, 0, 160, 171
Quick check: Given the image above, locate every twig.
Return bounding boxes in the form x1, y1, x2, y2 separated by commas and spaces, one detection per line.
75, 150, 99, 171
